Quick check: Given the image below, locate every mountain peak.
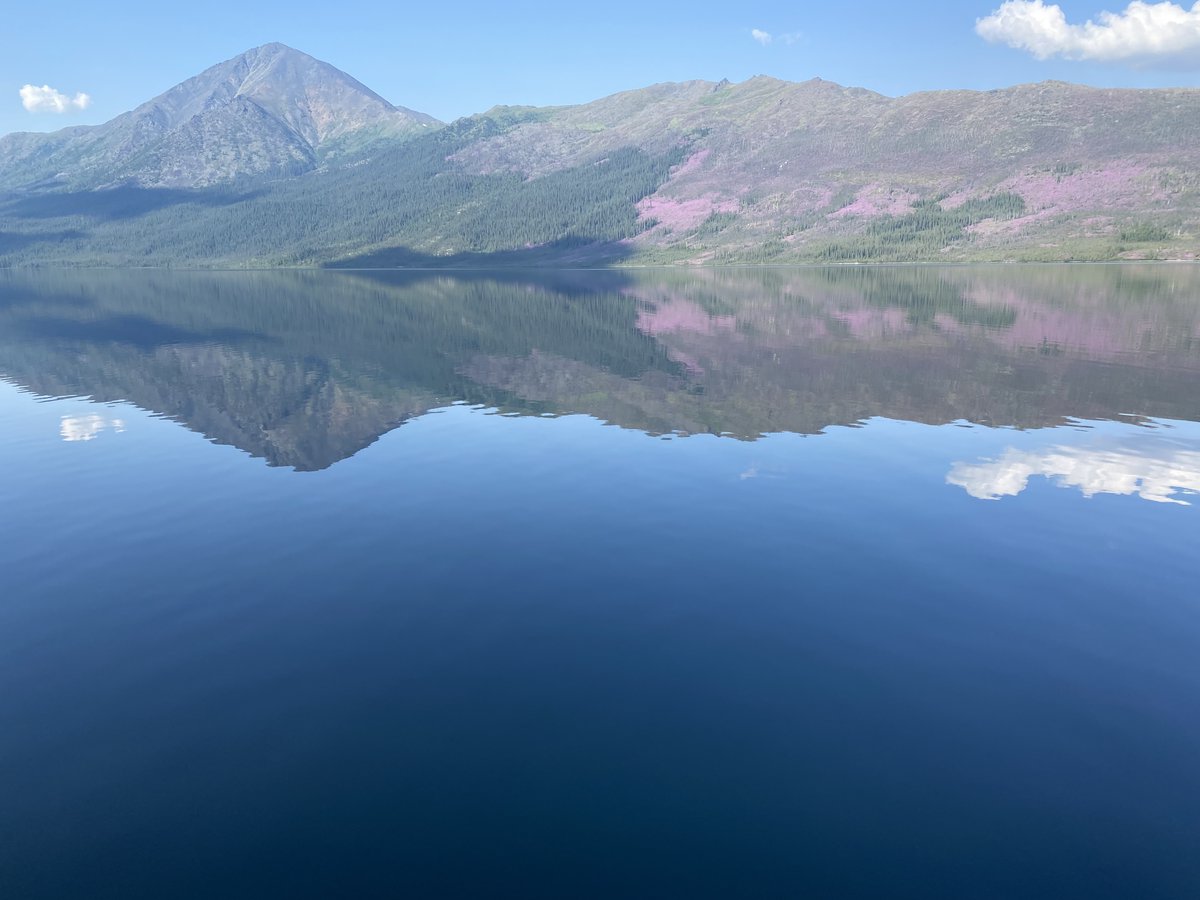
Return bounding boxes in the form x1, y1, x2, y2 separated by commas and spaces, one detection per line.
0, 45, 440, 190
251, 41, 295, 54
142, 43, 422, 137
236, 42, 312, 69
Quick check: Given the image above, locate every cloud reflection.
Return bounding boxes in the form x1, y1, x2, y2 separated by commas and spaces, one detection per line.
60, 414, 125, 442
948, 441, 1200, 505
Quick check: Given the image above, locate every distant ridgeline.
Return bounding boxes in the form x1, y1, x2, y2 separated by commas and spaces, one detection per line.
2, 265, 1199, 470
1, 44, 1199, 265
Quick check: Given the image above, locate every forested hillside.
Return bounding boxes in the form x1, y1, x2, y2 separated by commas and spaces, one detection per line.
2, 46, 1198, 266
0, 113, 684, 266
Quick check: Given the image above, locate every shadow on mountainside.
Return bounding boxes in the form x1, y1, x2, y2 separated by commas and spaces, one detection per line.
0, 228, 88, 256
1, 187, 262, 223
325, 237, 637, 270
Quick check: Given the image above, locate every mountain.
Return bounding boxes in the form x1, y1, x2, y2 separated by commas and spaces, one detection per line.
1, 51, 1198, 265
0, 43, 439, 190
446, 76, 1200, 263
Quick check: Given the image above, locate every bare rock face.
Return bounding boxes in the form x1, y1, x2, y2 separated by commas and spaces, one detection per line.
0, 43, 440, 190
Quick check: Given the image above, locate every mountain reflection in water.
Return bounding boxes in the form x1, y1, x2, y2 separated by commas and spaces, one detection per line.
2, 264, 1199, 470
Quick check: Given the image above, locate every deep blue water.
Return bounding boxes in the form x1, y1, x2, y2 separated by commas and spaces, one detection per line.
1, 266, 1199, 898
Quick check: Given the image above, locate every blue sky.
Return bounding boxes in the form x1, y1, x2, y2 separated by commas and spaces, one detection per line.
4, 0, 1200, 136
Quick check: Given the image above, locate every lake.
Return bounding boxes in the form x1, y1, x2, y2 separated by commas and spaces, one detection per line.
2, 265, 1198, 898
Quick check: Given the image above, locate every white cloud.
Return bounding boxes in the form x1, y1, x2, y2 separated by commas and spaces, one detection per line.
947, 442, 1200, 504
20, 83, 92, 114
751, 28, 802, 46
977, 1, 1200, 65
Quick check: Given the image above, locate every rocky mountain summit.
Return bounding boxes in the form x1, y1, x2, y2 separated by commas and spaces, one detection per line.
0, 43, 438, 190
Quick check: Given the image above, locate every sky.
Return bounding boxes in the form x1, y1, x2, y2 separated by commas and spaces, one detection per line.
5, 0, 1200, 136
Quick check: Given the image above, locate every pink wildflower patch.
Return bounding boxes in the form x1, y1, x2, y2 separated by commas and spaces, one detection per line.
830, 184, 919, 218
672, 149, 711, 178
1003, 164, 1167, 214
967, 210, 1058, 237
637, 194, 740, 231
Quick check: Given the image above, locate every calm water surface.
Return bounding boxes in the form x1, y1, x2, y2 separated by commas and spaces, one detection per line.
1, 266, 1199, 898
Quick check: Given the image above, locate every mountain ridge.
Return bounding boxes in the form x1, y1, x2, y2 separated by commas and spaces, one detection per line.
1, 46, 1198, 265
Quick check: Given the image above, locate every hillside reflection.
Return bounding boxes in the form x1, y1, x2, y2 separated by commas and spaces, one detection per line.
2, 265, 1199, 470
